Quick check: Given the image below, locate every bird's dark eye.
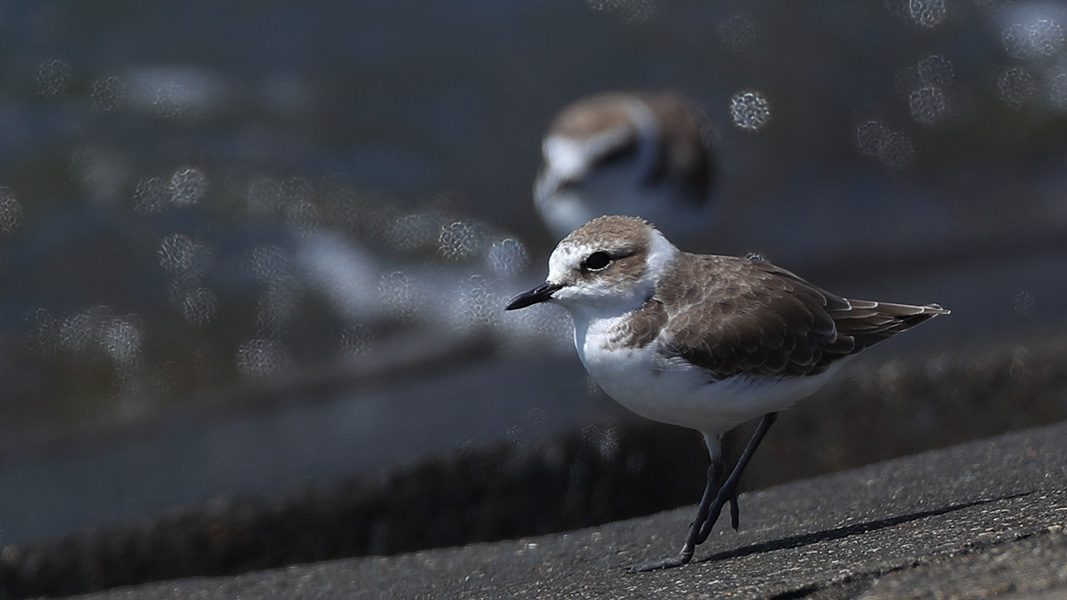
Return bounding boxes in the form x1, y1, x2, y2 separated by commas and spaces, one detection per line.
582, 251, 612, 271
594, 138, 639, 169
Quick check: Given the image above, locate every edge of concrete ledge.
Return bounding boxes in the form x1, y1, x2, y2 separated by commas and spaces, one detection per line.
61, 420, 1067, 600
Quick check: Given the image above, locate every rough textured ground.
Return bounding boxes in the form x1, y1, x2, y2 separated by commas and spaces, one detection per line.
57, 420, 1067, 600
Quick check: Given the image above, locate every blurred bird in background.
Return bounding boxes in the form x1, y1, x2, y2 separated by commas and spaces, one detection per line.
534, 91, 718, 244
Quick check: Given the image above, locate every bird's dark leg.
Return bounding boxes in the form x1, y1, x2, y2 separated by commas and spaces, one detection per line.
627, 412, 779, 572
694, 412, 778, 544
626, 454, 725, 572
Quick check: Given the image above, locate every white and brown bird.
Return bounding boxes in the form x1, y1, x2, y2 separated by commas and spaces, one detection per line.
534, 91, 717, 243
506, 215, 948, 571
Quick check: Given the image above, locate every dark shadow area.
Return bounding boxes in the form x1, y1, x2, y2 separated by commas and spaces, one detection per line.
699, 491, 1035, 565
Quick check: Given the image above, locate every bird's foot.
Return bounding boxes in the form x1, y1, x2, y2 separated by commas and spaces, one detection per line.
695, 481, 741, 543
626, 549, 693, 573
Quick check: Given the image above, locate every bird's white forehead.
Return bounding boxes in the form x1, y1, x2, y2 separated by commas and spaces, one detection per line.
542, 122, 635, 177
547, 240, 585, 282
542, 136, 589, 181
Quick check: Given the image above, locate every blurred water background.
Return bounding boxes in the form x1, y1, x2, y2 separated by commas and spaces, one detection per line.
1, 0, 1067, 553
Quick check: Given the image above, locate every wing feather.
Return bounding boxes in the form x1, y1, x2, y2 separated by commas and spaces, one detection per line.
653, 254, 947, 380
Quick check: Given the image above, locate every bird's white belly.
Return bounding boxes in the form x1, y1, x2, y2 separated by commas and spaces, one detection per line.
575, 324, 833, 436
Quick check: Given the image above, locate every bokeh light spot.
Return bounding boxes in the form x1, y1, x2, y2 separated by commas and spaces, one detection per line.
35, 59, 71, 96
997, 67, 1036, 107
878, 132, 915, 168
487, 238, 528, 278
0, 188, 24, 234
730, 91, 771, 130
584, 0, 657, 23
917, 55, 954, 86
439, 221, 484, 260
171, 282, 219, 326
133, 177, 168, 213
1003, 18, 1065, 60
1030, 19, 1066, 56
100, 317, 142, 366
1014, 291, 1034, 317
909, 0, 946, 28
169, 168, 207, 207
909, 86, 948, 125
91, 76, 124, 114
855, 120, 892, 157
451, 275, 500, 334
1049, 71, 1067, 109
854, 120, 914, 168
236, 339, 293, 379
340, 324, 374, 358
159, 234, 213, 276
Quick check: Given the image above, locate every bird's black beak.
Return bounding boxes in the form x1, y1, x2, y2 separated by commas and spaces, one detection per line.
505, 282, 563, 311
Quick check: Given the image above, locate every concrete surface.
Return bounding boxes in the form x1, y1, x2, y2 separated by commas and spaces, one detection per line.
60, 420, 1067, 600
